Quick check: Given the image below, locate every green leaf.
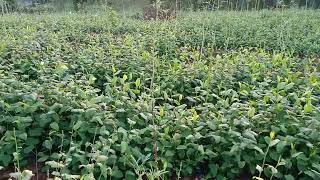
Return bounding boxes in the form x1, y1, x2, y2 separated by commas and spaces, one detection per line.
20, 117, 33, 123
159, 106, 164, 117
252, 177, 264, 180
116, 108, 126, 113
256, 164, 263, 174
198, 145, 204, 155
46, 161, 64, 168
63, 174, 81, 179
112, 167, 124, 178
24, 145, 34, 154
127, 118, 136, 126
165, 151, 174, 157
269, 139, 280, 147
29, 128, 42, 137
125, 170, 136, 180
285, 83, 294, 90
57, 63, 68, 71
312, 163, 320, 172
276, 141, 286, 153
292, 152, 303, 158
263, 95, 270, 103
176, 145, 187, 150
10, 170, 34, 180
163, 91, 169, 100
135, 78, 141, 87
277, 82, 286, 90
82, 173, 95, 180
18, 132, 28, 140
239, 161, 246, 168
111, 65, 116, 73
38, 155, 49, 162
186, 134, 194, 140
139, 113, 148, 120
270, 131, 276, 140
43, 140, 52, 150
121, 141, 128, 153
208, 163, 218, 177
1, 154, 12, 167
254, 146, 264, 154
284, 175, 295, 180
132, 89, 140, 94
304, 101, 313, 113
88, 75, 97, 84
96, 155, 108, 163
268, 165, 278, 174
122, 74, 128, 81
278, 159, 286, 166
73, 121, 83, 131
50, 122, 59, 131
304, 170, 320, 179
248, 107, 255, 118
310, 170, 320, 178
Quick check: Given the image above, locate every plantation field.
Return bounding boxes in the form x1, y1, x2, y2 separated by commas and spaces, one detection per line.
0, 10, 320, 180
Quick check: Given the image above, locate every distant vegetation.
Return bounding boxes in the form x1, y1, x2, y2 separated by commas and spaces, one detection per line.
1, 0, 320, 14
0, 1, 320, 180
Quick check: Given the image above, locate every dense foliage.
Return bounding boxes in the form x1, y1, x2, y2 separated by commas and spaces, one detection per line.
157, 0, 320, 10
0, 10, 320, 179
2, 0, 320, 14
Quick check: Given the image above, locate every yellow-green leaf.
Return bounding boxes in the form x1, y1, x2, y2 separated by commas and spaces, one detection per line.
248, 107, 255, 118
112, 65, 116, 73
159, 106, 164, 117
89, 75, 96, 84
304, 101, 313, 113
123, 74, 128, 81
270, 131, 276, 140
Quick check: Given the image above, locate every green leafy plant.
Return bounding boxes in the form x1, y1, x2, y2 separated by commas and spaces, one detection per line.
0, 10, 319, 180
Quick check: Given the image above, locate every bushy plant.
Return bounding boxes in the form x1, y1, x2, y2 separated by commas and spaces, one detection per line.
0, 10, 319, 179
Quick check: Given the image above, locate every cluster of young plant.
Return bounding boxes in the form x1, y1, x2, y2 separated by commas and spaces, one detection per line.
2, 10, 320, 55
0, 10, 319, 180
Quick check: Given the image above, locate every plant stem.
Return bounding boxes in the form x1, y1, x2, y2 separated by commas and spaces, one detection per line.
151, 50, 160, 179
13, 128, 20, 176
259, 145, 270, 177
270, 155, 282, 180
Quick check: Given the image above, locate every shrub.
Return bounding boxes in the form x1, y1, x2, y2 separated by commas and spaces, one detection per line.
0, 10, 319, 179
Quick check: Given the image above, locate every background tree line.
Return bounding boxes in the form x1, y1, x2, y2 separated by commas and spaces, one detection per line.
1, 0, 320, 14
157, 0, 320, 10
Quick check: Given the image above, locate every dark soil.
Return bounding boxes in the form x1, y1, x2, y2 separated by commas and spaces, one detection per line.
0, 161, 48, 180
